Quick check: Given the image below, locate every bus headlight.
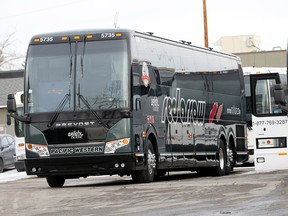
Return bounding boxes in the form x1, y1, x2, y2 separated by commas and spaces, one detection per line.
105, 138, 130, 153
26, 143, 50, 157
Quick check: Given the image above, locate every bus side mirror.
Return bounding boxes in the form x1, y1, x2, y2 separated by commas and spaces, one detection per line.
7, 114, 11, 125
7, 94, 16, 113
274, 84, 286, 105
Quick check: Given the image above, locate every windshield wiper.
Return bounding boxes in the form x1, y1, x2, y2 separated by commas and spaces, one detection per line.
77, 93, 110, 130
47, 94, 70, 127
68, 37, 73, 78
80, 36, 86, 78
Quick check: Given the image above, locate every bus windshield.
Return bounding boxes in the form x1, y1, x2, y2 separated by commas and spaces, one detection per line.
26, 39, 129, 113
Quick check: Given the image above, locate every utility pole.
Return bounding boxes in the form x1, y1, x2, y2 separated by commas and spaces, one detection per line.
203, 0, 209, 48
114, 12, 119, 29
286, 40, 288, 87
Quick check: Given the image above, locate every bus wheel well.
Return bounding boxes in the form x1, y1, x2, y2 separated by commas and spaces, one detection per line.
228, 135, 236, 156
220, 135, 227, 148
226, 134, 236, 173
147, 133, 159, 173
219, 134, 235, 174
132, 139, 156, 183
148, 133, 158, 154
219, 133, 236, 157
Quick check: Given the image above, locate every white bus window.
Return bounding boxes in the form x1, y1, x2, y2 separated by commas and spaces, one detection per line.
255, 79, 278, 115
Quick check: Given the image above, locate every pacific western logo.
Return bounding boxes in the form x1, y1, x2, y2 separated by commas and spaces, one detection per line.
68, 130, 84, 139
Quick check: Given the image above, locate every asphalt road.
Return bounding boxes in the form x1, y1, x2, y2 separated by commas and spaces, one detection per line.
0, 167, 288, 216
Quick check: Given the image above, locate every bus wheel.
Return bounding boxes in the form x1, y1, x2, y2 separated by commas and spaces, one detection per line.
226, 142, 234, 174
211, 140, 226, 176
132, 140, 156, 183
0, 159, 3, 173
46, 176, 65, 188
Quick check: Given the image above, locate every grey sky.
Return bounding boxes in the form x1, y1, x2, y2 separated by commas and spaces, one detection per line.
0, 0, 287, 55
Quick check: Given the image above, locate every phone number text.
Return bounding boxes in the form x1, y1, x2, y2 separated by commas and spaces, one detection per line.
253, 119, 288, 126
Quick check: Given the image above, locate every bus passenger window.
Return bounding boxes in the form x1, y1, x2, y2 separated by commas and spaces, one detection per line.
159, 70, 174, 86
147, 66, 158, 86
255, 79, 279, 115
132, 64, 141, 93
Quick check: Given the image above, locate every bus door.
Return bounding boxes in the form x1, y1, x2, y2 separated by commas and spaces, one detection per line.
250, 73, 288, 170
132, 62, 163, 152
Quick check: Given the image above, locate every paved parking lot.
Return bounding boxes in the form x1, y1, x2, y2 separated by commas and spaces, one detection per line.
0, 167, 288, 216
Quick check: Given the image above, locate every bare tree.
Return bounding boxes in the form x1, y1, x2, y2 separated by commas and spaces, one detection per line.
0, 33, 25, 70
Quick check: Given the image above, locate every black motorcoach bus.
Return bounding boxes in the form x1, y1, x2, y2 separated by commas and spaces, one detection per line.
7, 29, 247, 187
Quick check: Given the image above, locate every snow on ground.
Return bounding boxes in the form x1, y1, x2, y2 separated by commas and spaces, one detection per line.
0, 169, 33, 183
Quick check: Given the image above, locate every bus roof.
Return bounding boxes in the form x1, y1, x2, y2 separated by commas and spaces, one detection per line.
29, 28, 239, 61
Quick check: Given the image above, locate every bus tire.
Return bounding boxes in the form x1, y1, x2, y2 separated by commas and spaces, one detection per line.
132, 140, 156, 183
226, 142, 234, 174
46, 176, 65, 188
211, 140, 226, 176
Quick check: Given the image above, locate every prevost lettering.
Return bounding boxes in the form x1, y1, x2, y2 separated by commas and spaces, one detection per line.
55, 121, 96, 127
161, 88, 206, 125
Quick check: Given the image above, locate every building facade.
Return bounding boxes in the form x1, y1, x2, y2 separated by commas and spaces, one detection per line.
0, 70, 24, 135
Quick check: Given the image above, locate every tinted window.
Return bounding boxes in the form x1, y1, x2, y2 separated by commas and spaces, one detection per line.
148, 66, 158, 86
26, 40, 129, 112
172, 72, 206, 91
26, 43, 72, 113
211, 70, 241, 95
77, 40, 129, 110
159, 70, 174, 86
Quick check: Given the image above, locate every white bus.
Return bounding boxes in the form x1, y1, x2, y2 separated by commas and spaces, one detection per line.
13, 91, 25, 172
243, 67, 286, 164
250, 72, 288, 170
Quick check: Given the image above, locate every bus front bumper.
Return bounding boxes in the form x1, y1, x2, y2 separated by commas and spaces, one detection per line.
24, 153, 142, 177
